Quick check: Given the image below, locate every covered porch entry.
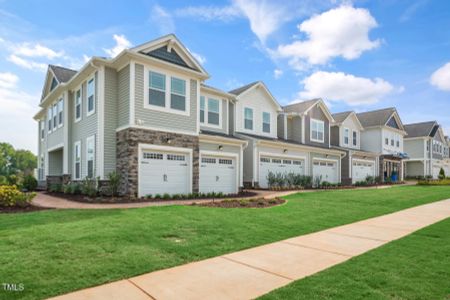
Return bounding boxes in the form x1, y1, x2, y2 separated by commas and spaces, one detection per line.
380, 155, 403, 182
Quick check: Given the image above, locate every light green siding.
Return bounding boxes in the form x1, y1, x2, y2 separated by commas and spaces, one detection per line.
48, 149, 63, 175
104, 67, 118, 176
117, 65, 130, 128
404, 139, 424, 159
47, 125, 64, 149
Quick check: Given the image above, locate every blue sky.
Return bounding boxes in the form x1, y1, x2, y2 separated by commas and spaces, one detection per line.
0, 0, 449, 153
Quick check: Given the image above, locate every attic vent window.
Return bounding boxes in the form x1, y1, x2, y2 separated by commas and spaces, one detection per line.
50, 78, 58, 91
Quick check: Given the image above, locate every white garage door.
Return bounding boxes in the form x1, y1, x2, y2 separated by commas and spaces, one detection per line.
139, 150, 190, 197
352, 160, 375, 183
200, 156, 237, 194
313, 160, 338, 183
259, 156, 305, 188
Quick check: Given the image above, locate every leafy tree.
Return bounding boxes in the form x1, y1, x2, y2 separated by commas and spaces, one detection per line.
0, 143, 15, 176
0, 143, 37, 176
14, 149, 37, 176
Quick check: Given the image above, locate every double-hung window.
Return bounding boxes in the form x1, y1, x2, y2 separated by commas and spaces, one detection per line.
86, 136, 95, 178
200, 96, 205, 123
87, 77, 95, 115
47, 108, 52, 132
74, 141, 81, 180
149, 71, 166, 107
352, 130, 357, 146
75, 88, 82, 122
57, 98, 64, 127
262, 112, 270, 133
343, 128, 349, 145
207, 98, 220, 125
311, 119, 324, 142
170, 77, 186, 111
52, 104, 57, 129
244, 107, 253, 130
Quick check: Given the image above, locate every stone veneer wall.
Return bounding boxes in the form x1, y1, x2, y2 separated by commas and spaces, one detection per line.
116, 127, 200, 196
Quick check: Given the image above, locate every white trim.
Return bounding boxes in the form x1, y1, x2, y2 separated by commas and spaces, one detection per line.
86, 135, 96, 178
352, 158, 376, 164
240, 144, 244, 186
199, 150, 239, 194
74, 85, 82, 123
138, 143, 193, 198
86, 74, 96, 117
57, 97, 64, 129
310, 118, 325, 143
226, 98, 229, 134
143, 65, 191, 116
73, 140, 82, 180
200, 95, 223, 129
312, 157, 339, 163
262, 111, 271, 134
196, 79, 200, 134
199, 134, 247, 146
63, 92, 69, 174
258, 151, 308, 183
48, 143, 64, 152
343, 127, 350, 146
129, 61, 135, 125
115, 124, 199, 136
283, 115, 288, 140
243, 107, 254, 132
97, 66, 105, 179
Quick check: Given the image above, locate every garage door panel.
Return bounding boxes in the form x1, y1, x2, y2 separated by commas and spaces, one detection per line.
352, 160, 375, 183
313, 160, 338, 183
199, 155, 237, 194
259, 156, 305, 188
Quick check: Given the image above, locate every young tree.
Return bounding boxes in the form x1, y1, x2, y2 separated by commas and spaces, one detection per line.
0, 143, 37, 176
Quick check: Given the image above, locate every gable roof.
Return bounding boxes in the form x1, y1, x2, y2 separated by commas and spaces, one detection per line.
331, 111, 364, 130
229, 81, 282, 111
49, 65, 77, 83
356, 107, 405, 132
283, 98, 334, 122
404, 121, 437, 138
131, 34, 209, 78
201, 83, 235, 99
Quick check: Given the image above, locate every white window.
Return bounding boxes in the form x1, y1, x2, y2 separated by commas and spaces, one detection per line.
75, 88, 82, 122
86, 136, 95, 178
244, 107, 253, 130
57, 98, 64, 127
74, 141, 81, 180
262, 112, 270, 133
343, 128, 349, 145
352, 130, 357, 147
207, 98, 220, 126
200, 96, 205, 123
170, 77, 186, 111
40, 120, 45, 140
87, 77, 95, 115
149, 71, 166, 107
311, 119, 324, 142
52, 103, 57, 130
47, 108, 52, 132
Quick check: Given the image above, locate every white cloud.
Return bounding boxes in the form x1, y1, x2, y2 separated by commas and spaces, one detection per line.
175, 5, 242, 21
150, 5, 175, 34
0, 72, 19, 89
274, 69, 283, 79
191, 51, 206, 65
103, 34, 132, 58
7, 54, 47, 72
13, 42, 64, 59
298, 71, 394, 105
430, 62, 450, 91
399, 0, 428, 22
276, 5, 380, 67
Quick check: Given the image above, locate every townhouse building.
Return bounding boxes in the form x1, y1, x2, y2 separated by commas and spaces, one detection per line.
404, 121, 450, 178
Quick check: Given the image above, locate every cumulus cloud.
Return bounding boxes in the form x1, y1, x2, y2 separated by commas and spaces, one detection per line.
12, 42, 64, 59
276, 5, 380, 67
103, 34, 132, 58
430, 62, 450, 91
0, 72, 19, 89
150, 5, 175, 34
191, 51, 206, 65
7, 54, 47, 72
298, 71, 394, 105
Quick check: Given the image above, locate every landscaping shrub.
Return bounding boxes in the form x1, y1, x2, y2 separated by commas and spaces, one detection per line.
162, 193, 171, 200
0, 185, 36, 207
81, 177, 97, 197
22, 175, 37, 191
313, 175, 322, 188
107, 171, 121, 197
439, 168, 446, 180
365, 175, 375, 185
7, 174, 19, 186
0, 175, 7, 185
48, 183, 62, 193
418, 179, 450, 186
63, 183, 81, 195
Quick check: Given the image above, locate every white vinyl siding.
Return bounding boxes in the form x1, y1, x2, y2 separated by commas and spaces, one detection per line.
262, 112, 270, 133
86, 136, 95, 178
311, 119, 324, 142
244, 107, 253, 130
87, 77, 95, 116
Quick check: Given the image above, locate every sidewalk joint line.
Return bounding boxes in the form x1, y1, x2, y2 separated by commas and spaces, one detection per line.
326, 231, 391, 242
127, 279, 157, 300
280, 241, 353, 257
220, 256, 294, 281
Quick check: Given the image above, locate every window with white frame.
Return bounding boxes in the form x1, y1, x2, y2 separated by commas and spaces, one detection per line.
74, 141, 81, 180
57, 98, 64, 127
52, 103, 57, 129
87, 77, 95, 115
396, 135, 400, 147
244, 107, 253, 130
200, 96, 205, 123
311, 119, 324, 142
207, 98, 220, 125
40, 120, 45, 140
149, 71, 166, 107
170, 77, 186, 111
385, 137, 389, 145
75, 88, 82, 122
86, 136, 95, 178
47, 108, 52, 132
262, 112, 270, 133
352, 130, 357, 146
343, 128, 349, 145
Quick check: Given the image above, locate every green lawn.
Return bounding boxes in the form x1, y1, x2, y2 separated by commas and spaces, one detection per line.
1, 186, 449, 300
260, 217, 450, 300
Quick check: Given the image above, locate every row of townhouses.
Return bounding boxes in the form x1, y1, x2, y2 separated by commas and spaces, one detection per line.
33, 35, 450, 197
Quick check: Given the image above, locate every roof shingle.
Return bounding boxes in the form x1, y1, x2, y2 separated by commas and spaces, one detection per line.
49, 65, 77, 83
404, 121, 437, 138
356, 107, 396, 128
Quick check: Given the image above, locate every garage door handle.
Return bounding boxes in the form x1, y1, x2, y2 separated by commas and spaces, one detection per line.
163, 174, 168, 182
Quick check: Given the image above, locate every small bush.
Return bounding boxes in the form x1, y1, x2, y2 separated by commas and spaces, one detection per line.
313, 175, 322, 188
81, 177, 97, 197
107, 171, 121, 197
48, 183, 62, 193
0, 185, 36, 207
162, 193, 171, 200
6, 175, 19, 186
22, 175, 37, 191
439, 168, 446, 180
0, 175, 7, 186
365, 176, 375, 185
145, 194, 152, 199
154, 194, 161, 199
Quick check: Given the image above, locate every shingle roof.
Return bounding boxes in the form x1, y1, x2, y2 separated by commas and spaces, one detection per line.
49, 65, 77, 83
404, 121, 437, 138
356, 107, 396, 128
201, 83, 231, 96
228, 81, 260, 95
283, 98, 320, 114
142, 45, 197, 70
331, 111, 353, 124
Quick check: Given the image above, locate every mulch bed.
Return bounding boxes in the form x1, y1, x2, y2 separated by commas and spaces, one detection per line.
195, 198, 286, 208
46, 191, 258, 204
0, 205, 52, 214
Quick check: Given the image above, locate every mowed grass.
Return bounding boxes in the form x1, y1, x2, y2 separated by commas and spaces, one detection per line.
260, 217, 450, 300
0, 186, 449, 299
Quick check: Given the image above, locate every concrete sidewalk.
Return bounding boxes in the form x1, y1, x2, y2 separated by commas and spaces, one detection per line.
48, 198, 450, 300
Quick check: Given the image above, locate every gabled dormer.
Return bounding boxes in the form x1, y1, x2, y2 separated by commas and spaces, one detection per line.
41, 65, 77, 102
331, 111, 364, 149
230, 81, 281, 138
